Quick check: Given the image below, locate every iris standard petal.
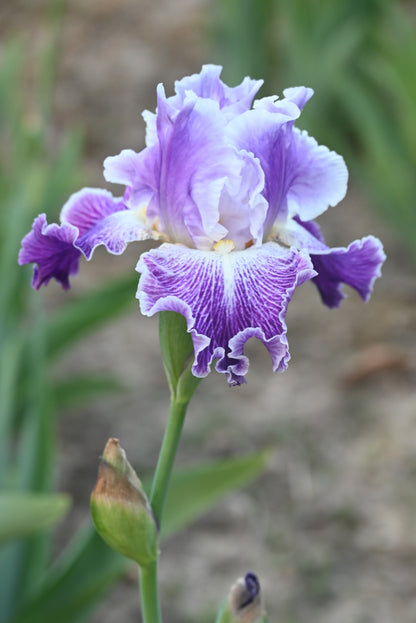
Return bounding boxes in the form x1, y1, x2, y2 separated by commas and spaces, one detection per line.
156, 90, 242, 249
142, 65, 262, 149
137, 242, 316, 385
227, 103, 347, 234
103, 147, 159, 211
217, 149, 268, 250
18, 214, 80, 290
226, 105, 300, 234
285, 128, 348, 222
172, 64, 263, 118
61, 188, 152, 259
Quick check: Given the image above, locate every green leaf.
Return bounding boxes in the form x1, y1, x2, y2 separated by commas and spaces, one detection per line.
0, 294, 56, 623
0, 331, 23, 484
161, 450, 271, 539
11, 525, 128, 623
0, 494, 70, 544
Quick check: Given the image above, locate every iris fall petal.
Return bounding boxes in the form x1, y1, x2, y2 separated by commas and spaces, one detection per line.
137, 242, 316, 385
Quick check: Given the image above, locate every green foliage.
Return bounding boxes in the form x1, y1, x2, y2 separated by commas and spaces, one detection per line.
212, 0, 416, 259
10, 529, 128, 623
0, 19, 139, 623
11, 450, 270, 623
0, 494, 70, 544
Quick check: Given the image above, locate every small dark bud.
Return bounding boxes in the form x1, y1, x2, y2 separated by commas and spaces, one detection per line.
216, 572, 266, 623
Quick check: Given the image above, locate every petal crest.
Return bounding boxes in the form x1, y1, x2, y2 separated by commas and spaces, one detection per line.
137, 242, 316, 385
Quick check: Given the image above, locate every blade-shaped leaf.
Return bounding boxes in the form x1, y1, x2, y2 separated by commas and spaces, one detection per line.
11, 524, 128, 623
0, 494, 70, 544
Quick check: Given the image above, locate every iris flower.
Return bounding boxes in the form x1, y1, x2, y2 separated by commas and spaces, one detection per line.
19, 65, 385, 385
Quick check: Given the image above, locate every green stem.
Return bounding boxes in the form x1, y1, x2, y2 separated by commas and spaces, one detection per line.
139, 398, 189, 623
150, 399, 188, 522
139, 562, 162, 623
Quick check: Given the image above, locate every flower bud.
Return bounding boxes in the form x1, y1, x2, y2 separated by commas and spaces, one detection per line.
90, 438, 158, 567
216, 572, 266, 623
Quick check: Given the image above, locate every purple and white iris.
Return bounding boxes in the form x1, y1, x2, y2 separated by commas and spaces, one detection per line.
19, 65, 385, 385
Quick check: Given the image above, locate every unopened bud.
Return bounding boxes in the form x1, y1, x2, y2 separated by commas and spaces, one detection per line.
91, 438, 158, 567
216, 572, 266, 623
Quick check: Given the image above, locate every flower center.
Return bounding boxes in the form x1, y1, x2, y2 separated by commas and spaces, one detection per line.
213, 239, 236, 254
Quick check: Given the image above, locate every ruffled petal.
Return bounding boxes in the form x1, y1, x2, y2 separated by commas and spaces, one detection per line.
18, 189, 155, 290
137, 242, 316, 385
217, 149, 268, 249
155, 90, 230, 248
61, 188, 151, 259
292, 219, 386, 308
226, 105, 301, 234
282, 86, 314, 111
285, 129, 348, 221
172, 64, 263, 119
108, 88, 270, 252
228, 98, 347, 233
18, 214, 80, 290
103, 147, 159, 210
310, 236, 386, 308
142, 66, 263, 148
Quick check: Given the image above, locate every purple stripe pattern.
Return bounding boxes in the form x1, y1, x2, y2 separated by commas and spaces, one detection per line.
19, 65, 385, 384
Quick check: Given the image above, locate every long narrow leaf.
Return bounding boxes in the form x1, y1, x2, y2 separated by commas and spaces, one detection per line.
0, 332, 22, 486
0, 494, 70, 544
0, 294, 55, 622
11, 525, 128, 623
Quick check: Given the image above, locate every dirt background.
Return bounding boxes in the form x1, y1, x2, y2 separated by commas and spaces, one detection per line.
3, 1, 416, 622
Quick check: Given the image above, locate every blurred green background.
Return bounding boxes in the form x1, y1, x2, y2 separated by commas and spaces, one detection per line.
0, 1, 415, 622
